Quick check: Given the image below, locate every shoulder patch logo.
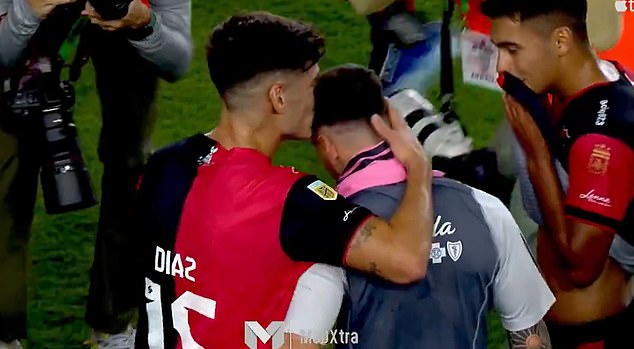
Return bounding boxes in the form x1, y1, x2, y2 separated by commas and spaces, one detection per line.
307, 180, 338, 200
587, 144, 610, 175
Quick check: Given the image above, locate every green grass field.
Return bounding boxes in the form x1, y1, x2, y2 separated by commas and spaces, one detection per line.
24, 0, 508, 348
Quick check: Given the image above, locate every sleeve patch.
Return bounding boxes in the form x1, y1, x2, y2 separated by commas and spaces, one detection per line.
565, 133, 634, 223
307, 180, 338, 201
587, 143, 611, 175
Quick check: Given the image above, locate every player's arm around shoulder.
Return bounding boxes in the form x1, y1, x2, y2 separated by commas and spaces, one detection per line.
343, 107, 435, 283
470, 189, 555, 348
280, 107, 434, 284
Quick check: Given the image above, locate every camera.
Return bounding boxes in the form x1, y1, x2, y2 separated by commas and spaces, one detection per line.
2, 58, 97, 214
88, 0, 133, 20
389, 89, 514, 205
389, 89, 473, 159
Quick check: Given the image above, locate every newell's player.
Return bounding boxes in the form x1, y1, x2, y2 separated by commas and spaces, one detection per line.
482, 0, 634, 347
288, 65, 554, 349
132, 12, 434, 349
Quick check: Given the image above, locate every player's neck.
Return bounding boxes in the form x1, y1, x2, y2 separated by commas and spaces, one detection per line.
339, 134, 385, 169
208, 108, 281, 158
553, 55, 608, 100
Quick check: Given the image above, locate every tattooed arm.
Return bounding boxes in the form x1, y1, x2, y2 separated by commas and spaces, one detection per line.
343, 157, 433, 283
508, 320, 551, 349
280, 163, 433, 284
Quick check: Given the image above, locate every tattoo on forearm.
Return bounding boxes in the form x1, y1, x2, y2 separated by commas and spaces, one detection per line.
508, 321, 551, 349
351, 219, 377, 249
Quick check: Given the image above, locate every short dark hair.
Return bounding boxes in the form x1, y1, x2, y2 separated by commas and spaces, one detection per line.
480, 0, 588, 41
206, 12, 325, 96
312, 64, 387, 132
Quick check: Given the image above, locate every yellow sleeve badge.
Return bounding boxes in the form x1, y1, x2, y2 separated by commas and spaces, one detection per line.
307, 180, 338, 200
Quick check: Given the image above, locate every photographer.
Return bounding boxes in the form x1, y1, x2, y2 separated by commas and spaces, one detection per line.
0, 0, 192, 347
346, 0, 416, 75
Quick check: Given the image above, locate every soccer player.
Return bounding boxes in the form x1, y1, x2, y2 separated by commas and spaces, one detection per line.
295, 64, 555, 349
132, 12, 434, 349
481, 0, 634, 347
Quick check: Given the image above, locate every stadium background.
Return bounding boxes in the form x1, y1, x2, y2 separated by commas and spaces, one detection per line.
25, 0, 508, 347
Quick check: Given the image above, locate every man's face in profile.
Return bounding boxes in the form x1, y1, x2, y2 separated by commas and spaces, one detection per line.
281, 64, 320, 140
490, 16, 559, 94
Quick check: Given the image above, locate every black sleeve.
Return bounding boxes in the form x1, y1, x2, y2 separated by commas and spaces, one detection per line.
280, 175, 374, 266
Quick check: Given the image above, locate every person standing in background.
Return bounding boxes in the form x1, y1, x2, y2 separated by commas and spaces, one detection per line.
0, 0, 192, 347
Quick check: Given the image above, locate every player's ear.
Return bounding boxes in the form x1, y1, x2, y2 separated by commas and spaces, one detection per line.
268, 82, 286, 114
317, 127, 340, 161
552, 26, 574, 56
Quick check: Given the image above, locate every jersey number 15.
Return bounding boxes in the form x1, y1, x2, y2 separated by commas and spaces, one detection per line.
145, 277, 216, 349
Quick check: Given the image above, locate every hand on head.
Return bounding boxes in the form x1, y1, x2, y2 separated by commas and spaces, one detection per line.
370, 103, 430, 173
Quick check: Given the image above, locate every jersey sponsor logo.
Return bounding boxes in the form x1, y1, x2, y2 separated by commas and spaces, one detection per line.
446, 241, 463, 262
197, 145, 218, 166
154, 246, 197, 282
307, 180, 338, 200
433, 215, 456, 236
343, 206, 359, 222
587, 144, 611, 175
430, 240, 465, 264
595, 100, 609, 126
429, 242, 447, 264
578, 189, 612, 207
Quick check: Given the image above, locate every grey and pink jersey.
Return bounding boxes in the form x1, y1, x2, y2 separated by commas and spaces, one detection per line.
335, 142, 554, 349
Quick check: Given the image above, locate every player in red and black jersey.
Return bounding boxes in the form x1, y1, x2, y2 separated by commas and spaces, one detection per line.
132, 12, 434, 349
482, 0, 634, 347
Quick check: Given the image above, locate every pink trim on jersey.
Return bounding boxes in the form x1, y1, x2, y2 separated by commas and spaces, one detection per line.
339, 143, 392, 180
338, 158, 407, 197
337, 157, 444, 198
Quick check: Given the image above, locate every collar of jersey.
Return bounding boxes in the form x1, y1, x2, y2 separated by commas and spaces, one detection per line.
336, 142, 407, 197
205, 136, 273, 165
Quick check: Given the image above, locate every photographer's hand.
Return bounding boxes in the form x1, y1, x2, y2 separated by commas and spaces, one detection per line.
29, 0, 76, 18
82, 0, 151, 31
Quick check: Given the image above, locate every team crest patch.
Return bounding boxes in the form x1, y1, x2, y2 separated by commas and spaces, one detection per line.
587, 144, 610, 175
307, 180, 338, 200
446, 241, 463, 262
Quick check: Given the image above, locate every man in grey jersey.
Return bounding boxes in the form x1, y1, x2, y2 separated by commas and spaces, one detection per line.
287, 64, 555, 348
0, 0, 191, 347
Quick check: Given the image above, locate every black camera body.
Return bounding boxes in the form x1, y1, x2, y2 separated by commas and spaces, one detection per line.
89, 0, 133, 20
3, 61, 97, 214
389, 89, 514, 205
